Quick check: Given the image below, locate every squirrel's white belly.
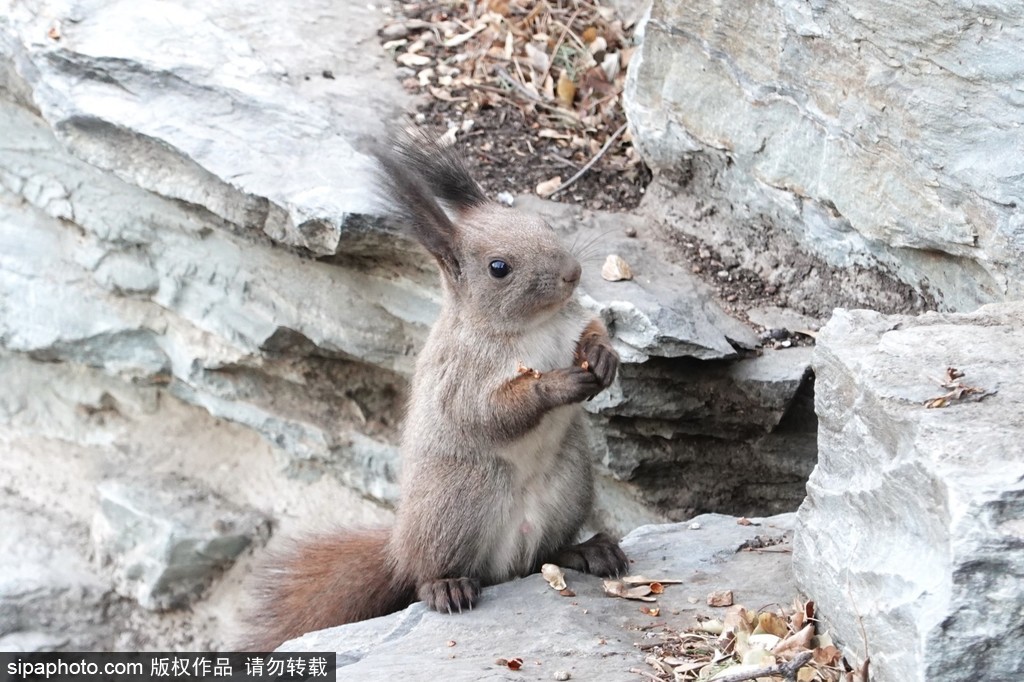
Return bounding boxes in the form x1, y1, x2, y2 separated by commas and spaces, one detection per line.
486, 405, 577, 580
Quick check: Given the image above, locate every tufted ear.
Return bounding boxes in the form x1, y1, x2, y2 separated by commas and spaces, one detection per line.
373, 133, 472, 280
390, 130, 487, 211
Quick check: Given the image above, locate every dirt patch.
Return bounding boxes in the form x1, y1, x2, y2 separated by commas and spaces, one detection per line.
378, 0, 651, 211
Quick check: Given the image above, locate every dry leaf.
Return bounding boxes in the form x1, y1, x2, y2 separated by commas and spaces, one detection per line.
707, 590, 734, 607
536, 176, 562, 197
603, 579, 657, 602
443, 24, 486, 47
601, 254, 633, 281
397, 52, 432, 67
622, 575, 683, 585
559, 587, 575, 597
773, 624, 814, 658
556, 71, 576, 107
755, 611, 790, 639
541, 563, 567, 591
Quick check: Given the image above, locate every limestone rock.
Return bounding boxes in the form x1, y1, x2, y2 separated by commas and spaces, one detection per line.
794, 303, 1024, 681
93, 474, 270, 611
518, 195, 759, 362
278, 514, 799, 680
625, 1, 1024, 312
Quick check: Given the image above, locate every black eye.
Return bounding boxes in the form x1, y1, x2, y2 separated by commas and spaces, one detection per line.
488, 259, 511, 278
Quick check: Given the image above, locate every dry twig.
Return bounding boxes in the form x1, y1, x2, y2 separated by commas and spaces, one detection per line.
712, 650, 815, 682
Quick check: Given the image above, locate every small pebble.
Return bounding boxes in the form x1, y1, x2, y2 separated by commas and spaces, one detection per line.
496, 191, 515, 206
624, 226, 637, 238
322, 70, 335, 80
689, 521, 702, 530
553, 672, 571, 681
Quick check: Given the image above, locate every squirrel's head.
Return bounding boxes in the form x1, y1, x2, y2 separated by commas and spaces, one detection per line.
374, 133, 582, 331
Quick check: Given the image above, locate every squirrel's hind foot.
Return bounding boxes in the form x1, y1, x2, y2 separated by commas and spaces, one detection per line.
418, 577, 481, 614
551, 533, 629, 577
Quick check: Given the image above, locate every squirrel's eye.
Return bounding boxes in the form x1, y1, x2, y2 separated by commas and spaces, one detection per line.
488, 259, 511, 278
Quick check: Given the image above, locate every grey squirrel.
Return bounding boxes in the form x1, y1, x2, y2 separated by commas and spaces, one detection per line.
242, 134, 628, 651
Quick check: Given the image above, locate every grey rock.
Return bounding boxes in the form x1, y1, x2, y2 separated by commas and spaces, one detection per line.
517, 196, 759, 362
625, 1, 1024, 312
0, 499, 107, 650
2, 0, 411, 256
278, 514, 799, 681
93, 474, 270, 611
794, 303, 1024, 682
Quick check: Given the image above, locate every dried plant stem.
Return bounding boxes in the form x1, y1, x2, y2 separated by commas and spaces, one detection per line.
711, 651, 815, 682
549, 122, 627, 197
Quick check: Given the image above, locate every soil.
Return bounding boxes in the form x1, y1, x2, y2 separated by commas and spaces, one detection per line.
379, 1, 652, 211
414, 102, 652, 211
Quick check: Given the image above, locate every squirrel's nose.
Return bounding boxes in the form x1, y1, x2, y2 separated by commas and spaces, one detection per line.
562, 261, 582, 285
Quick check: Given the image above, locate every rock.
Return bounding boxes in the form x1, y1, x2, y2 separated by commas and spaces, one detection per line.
0, 353, 394, 649
625, 1, 1024, 313
517, 195, 760, 362
0, 0, 819, 649
794, 302, 1024, 682
0, 500, 108, 650
2, 0, 411, 256
278, 514, 799, 680
93, 474, 271, 611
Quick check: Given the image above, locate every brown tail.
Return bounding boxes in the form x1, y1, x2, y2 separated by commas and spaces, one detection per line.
240, 527, 415, 651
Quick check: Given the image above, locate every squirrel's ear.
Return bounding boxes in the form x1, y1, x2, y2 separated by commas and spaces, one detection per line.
388, 131, 488, 212
373, 136, 465, 279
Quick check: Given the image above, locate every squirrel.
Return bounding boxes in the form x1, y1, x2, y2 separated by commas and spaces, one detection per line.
241, 134, 628, 651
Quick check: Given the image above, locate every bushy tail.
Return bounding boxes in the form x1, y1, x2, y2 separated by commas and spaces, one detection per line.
240, 528, 414, 651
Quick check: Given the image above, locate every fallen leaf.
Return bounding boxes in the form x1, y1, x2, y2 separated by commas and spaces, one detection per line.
536, 176, 562, 197
697, 619, 724, 634
603, 579, 657, 602
556, 71, 576, 107
813, 645, 842, 666
601, 254, 633, 281
443, 24, 486, 47
621, 575, 684, 585
559, 588, 576, 597
773, 623, 814, 658
707, 590, 734, 607
754, 611, 789, 639
397, 52, 432, 67
541, 563, 567, 590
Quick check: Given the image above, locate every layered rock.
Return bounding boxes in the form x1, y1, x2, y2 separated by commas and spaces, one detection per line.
625, 1, 1024, 314
0, 0, 816, 649
794, 303, 1024, 681
279, 514, 799, 679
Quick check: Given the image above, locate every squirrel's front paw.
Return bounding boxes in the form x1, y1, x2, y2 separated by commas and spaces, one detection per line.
418, 577, 480, 614
577, 337, 619, 388
538, 366, 602, 405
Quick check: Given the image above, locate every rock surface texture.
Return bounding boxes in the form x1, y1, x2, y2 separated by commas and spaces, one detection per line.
279, 514, 798, 680
795, 303, 1024, 682
0, 0, 815, 649
625, 1, 1024, 314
